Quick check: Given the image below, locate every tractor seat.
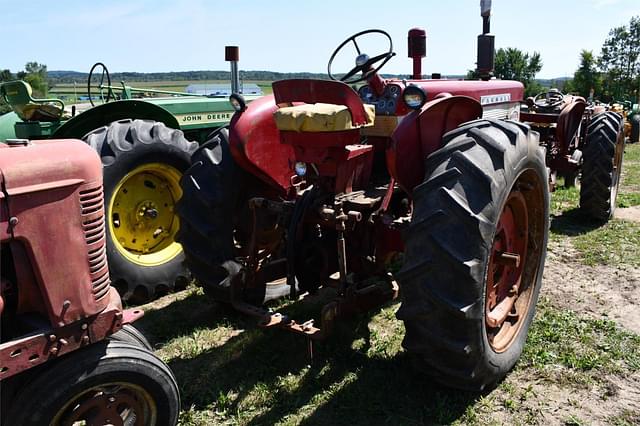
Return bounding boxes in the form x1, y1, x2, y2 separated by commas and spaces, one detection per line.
0, 80, 65, 122
274, 103, 375, 132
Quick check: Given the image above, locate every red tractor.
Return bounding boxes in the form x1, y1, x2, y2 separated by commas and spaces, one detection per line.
176, 6, 549, 391
521, 89, 625, 220
0, 139, 179, 424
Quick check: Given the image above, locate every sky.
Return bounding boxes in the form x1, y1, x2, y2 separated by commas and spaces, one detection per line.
1, 0, 638, 79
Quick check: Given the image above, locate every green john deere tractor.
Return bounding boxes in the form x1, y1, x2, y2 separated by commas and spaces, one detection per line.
0, 50, 260, 302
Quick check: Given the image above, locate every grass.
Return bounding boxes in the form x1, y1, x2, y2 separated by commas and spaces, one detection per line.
522, 298, 640, 375
549, 143, 640, 266
134, 285, 640, 425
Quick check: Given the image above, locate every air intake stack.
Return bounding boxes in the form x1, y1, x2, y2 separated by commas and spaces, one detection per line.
408, 28, 426, 80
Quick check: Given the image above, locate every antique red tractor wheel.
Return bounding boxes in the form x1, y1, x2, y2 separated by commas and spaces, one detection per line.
5, 341, 180, 425
176, 130, 290, 304
579, 111, 625, 221
397, 119, 549, 391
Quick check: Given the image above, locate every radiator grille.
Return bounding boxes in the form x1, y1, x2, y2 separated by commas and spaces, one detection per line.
79, 185, 110, 302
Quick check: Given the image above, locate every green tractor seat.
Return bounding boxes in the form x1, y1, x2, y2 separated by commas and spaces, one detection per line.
0, 80, 65, 122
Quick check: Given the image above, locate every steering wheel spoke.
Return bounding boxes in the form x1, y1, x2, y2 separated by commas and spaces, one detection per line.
352, 39, 361, 55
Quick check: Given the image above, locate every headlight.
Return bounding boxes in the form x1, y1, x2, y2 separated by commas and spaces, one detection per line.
229, 93, 246, 112
403, 85, 427, 110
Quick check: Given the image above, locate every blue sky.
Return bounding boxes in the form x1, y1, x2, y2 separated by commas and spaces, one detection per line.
1, 0, 638, 78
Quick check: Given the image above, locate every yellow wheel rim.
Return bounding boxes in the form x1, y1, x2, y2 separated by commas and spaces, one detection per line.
109, 163, 183, 267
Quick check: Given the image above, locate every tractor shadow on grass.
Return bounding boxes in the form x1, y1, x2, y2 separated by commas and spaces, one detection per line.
550, 208, 608, 237
139, 292, 484, 425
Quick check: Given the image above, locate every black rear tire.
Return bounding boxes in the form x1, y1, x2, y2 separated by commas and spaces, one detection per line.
5, 341, 180, 425
84, 119, 198, 303
579, 112, 625, 221
396, 119, 549, 391
176, 130, 289, 305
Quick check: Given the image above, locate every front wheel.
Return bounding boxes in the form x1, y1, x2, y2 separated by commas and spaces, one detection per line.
5, 341, 180, 425
397, 119, 549, 391
84, 119, 198, 303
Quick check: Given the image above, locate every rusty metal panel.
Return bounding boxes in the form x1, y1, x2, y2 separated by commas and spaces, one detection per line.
0, 288, 140, 380
0, 139, 107, 326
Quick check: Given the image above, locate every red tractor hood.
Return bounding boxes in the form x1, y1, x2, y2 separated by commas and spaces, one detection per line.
0, 139, 109, 326
0, 139, 101, 195
400, 79, 524, 103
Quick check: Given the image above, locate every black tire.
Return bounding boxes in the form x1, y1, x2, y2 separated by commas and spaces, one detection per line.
630, 112, 640, 144
84, 119, 198, 303
579, 112, 625, 221
175, 130, 290, 305
396, 119, 549, 391
108, 323, 153, 350
5, 341, 180, 425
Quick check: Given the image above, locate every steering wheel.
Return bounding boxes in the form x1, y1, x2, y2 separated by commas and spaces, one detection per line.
327, 29, 395, 84
87, 62, 113, 107
533, 90, 565, 110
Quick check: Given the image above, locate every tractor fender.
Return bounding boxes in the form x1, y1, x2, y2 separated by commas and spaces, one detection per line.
556, 98, 586, 155
228, 95, 295, 195
52, 100, 180, 139
388, 95, 483, 193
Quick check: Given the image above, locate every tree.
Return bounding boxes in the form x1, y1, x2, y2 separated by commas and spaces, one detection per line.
572, 50, 601, 99
0, 69, 12, 82
465, 47, 543, 96
0, 69, 14, 115
493, 48, 543, 97
0, 63, 49, 115
598, 16, 640, 102
22, 61, 48, 97
562, 78, 576, 94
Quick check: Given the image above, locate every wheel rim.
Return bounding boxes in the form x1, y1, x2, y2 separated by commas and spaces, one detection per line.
52, 382, 156, 426
486, 171, 544, 353
109, 163, 183, 267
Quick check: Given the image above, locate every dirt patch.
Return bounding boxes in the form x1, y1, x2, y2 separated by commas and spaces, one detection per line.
615, 205, 640, 222
542, 238, 640, 334
487, 370, 640, 425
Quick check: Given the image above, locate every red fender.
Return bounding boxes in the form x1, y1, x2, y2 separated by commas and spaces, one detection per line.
228, 95, 295, 195
387, 95, 482, 193
556, 98, 586, 155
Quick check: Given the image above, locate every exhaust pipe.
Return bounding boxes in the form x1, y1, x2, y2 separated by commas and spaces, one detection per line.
476, 0, 495, 80
225, 46, 240, 94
